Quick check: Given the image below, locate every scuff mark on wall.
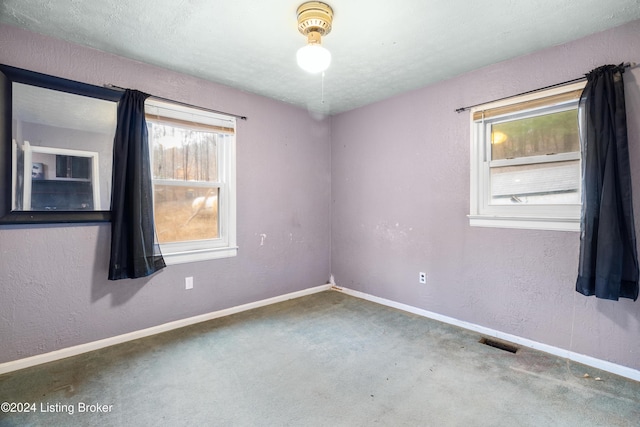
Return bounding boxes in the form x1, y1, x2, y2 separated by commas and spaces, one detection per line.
373, 221, 409, 243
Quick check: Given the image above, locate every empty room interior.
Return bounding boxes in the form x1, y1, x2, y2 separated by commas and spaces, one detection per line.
1, 1, 640, 425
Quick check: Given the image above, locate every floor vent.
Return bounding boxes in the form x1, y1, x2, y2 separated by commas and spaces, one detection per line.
479, 337, 519, 354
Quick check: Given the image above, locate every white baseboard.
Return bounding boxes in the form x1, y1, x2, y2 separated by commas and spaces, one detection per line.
5, 283, 638, 382
0, 284, 332, 376
332, 285, 640, 382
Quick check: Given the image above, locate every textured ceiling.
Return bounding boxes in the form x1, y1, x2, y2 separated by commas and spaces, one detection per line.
14, 83, 117, 134
2, 0, 640, 115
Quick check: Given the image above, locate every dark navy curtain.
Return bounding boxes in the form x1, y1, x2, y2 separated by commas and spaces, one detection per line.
108, 89, 165, 280
576, 64, 639, 301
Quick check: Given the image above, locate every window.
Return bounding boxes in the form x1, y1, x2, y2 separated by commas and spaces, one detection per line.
469, 81, 586, 231
145, 99, 237, 264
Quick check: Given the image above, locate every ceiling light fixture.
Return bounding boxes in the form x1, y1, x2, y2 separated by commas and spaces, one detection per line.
296, 1, 333, 74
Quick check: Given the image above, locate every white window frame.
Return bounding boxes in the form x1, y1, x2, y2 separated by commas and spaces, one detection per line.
145, 98, 237, 265
19, 141, 101, 210
469, 81, 585, 232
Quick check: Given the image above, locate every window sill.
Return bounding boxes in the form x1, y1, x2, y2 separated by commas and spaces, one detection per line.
161, 246, 239, 265
468, 215, 579, 232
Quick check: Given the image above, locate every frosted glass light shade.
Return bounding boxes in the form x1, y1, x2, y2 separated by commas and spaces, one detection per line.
296, 44, 331, 74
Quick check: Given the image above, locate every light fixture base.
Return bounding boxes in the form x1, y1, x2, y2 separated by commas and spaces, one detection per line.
306, 31, 322, 45
297, 2, 333, 36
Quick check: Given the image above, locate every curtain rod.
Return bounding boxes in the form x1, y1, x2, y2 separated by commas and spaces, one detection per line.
104, 84, 247, 120
454, 62, 637, 113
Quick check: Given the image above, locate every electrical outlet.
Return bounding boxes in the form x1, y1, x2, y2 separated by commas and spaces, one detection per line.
185, 276, 194, 290
419, 272, 427, 284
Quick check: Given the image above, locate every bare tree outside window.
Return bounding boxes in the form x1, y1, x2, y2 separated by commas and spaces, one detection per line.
147, 121, 221, 243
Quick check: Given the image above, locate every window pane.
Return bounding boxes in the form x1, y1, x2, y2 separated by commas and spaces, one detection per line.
490, 160, 580, 205
153, 185, 219, 243
491, 109, 579, 160
148, 122, 218, 182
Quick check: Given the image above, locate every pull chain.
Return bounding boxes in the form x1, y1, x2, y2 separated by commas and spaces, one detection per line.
321, 71, 325, 104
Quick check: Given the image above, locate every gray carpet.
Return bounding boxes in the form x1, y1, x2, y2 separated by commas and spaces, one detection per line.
1, 291, 639, 426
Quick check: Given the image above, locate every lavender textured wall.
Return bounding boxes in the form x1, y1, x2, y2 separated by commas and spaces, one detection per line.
332, 20, 640, 370
0, 25, 331, 363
